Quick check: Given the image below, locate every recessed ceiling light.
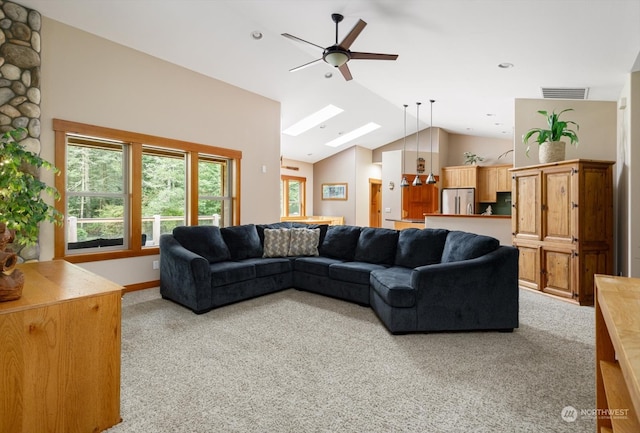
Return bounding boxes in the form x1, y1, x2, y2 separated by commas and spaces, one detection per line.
282, 104, 344, 136
325, 72, 333, 79
251, 31, 263, 40
498, 62, 513, 69
325, 122, 381, 147
486, 113, 495, 117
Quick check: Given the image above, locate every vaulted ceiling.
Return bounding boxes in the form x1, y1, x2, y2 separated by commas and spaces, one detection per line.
19, 0, 640, 163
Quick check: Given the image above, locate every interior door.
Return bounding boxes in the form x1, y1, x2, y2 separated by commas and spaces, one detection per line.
369, 180, 382, 227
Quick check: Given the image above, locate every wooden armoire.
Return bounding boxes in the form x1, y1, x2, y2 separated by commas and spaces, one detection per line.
511, 159, 614, 305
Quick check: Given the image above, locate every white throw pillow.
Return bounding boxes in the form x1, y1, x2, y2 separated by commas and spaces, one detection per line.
288, 227, 320, 257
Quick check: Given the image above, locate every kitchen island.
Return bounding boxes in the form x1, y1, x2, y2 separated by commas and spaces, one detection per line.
425, 214, 513, 245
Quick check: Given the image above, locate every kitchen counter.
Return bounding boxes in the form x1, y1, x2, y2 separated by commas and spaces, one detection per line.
425, 214, 513, 245
425, 213, 511, 219
386, 219, 425, 230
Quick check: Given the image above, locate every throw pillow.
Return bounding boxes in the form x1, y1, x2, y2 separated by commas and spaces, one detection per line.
262, 228, 291, 257
220, 224, 263, 260
172, 225, 231, 263
440, 231, 499, 263
288, 228, 320, 256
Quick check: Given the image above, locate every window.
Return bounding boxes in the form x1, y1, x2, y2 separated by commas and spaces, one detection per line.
281, 175, 306, 217
54, 119, 241, 262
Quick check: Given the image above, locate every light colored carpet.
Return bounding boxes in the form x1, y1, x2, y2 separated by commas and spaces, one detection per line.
106, 287, 595, 433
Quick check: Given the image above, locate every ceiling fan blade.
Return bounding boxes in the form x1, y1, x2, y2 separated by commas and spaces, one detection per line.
350, 52, 399, 61
339, 19, 367, 50
338, 63, 353, 81
289, 58, 323, 72
281, 33, 325, 51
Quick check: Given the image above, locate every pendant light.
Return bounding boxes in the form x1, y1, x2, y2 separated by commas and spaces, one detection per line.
426, 99, 437, 185
400, 104, 409, 187
412, 102, 423, 186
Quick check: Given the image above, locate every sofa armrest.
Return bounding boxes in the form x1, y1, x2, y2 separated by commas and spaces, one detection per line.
411, 246, 519, 330
159, 234, 212, 312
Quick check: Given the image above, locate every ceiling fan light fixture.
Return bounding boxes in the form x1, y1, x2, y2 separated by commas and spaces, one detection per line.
324, 50, 349, 67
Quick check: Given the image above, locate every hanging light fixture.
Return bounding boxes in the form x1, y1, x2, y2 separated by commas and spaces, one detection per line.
412, 102, 423, 186
400, 104, 409, 187
426, 99, 437, 184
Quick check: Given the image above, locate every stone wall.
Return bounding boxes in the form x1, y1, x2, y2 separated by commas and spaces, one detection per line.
0, 0, 41, 261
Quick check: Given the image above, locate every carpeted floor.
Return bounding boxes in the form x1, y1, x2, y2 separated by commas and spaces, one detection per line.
105, 287, 595, 433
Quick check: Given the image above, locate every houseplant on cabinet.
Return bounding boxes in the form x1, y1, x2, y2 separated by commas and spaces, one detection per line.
522, 109, 579, 163
0, 128, 63, 301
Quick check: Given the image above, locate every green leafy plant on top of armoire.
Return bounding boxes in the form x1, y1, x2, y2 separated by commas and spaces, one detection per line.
0, 128, 63, 301
522, 108, 579, 163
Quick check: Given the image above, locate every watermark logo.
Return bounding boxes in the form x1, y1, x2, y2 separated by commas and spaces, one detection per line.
561, 406, 578, 422
561, 406, 630, 422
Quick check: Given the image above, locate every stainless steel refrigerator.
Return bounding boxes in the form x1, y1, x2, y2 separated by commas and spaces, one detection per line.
441, 188, 475, 214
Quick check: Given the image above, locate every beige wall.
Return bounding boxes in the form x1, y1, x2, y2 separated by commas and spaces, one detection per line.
38, 18, 281, 285
513, 99, 617, 167
617, 71, 640, 277
281, 158, 314, 216
446, 134, 513, 166
312, 145, 380, 225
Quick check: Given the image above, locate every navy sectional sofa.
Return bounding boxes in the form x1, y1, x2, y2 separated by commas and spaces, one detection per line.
159, 223, 519, 334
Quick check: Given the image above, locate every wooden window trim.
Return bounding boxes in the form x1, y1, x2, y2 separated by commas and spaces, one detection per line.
281, 175, 306, 217
53, 119, 241, 263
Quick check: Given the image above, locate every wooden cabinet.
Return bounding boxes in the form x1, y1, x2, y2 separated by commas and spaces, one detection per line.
441, 165, 478, 189
496, 165, 512, 192
401, 175, 439, 219
0, 261, 122, 433
478, 164, 513, 203
511, 159, 614, 305
595, 275, 640, 433
478, 166, 498, 202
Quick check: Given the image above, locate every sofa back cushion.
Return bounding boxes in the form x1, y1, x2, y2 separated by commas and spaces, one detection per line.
319, 225, 362, 261
220, 224, 263, 260
354, 227, 399, 265
172, 225, 230, 263
440, 230, 499, 263
394, 228, 449, 268
256, 222, 292, 245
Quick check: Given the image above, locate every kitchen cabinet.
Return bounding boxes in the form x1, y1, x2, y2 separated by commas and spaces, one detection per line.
401, 175, 439, 219
511, 159, 614, 305
478, 164, 512, 203
440, 165, 478, 189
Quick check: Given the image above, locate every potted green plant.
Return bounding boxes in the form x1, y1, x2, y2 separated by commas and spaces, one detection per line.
522, 109, 579, 163
0, 128, 63, 301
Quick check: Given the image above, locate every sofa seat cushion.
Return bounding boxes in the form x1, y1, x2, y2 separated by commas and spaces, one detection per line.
395, 228, 449, 268
354, 227, 399, 265
329, 262, 388, 285
370, 267, 416, 308
209, 261, 256, 287
294, 256, 343, 277
237, 257, 292, 278
441, 231, 499, 263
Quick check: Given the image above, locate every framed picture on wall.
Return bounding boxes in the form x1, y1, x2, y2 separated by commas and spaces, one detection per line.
322, 183, 348, 200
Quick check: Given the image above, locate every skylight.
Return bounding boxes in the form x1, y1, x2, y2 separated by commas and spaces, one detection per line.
282, 104, 344, 136
325, 122, 381, 148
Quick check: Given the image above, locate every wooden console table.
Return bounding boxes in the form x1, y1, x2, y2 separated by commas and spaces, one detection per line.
595, 274, 640, 432
0, 260, 122, 433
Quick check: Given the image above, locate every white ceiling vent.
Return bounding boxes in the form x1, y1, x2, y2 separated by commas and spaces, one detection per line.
541, 87, 589, 99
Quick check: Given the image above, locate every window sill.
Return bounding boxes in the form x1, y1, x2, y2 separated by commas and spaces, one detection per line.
58, 246, 160, 263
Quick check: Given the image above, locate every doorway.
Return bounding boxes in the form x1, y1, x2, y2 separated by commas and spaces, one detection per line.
369, 178, 382, 227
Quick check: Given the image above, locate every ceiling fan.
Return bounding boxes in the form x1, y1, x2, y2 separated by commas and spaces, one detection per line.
282, 13, 398, 81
